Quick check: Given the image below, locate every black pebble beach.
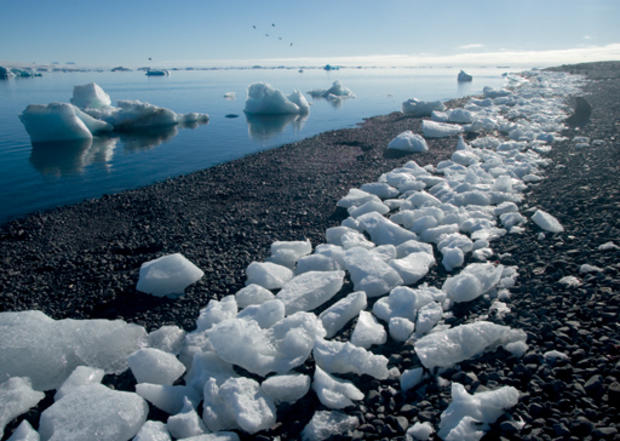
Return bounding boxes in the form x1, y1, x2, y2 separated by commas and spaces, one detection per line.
1, 61, 619, 441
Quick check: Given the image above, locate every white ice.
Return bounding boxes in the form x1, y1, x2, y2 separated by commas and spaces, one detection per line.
422, 120, 464, 138
415, 301, 443, 336
70, 82, 111, 109
350, 310, 387, 348
0, 377, 45, 439
301, 410, 359, 441
207, 312, 325, 376
133, 421, 171, 441
245, 261, 294, 290
348, 199, 390, 218
406, 421, 435, 441
244, 82, 309, 115
372, 285, 438, 323
390, 251, 436, 285
313, 338, 389, 379
531, 209, 564, 233
136, 253, 204, 298
579, 263, 603, 274
389, 317, 415, 341
237, 299, 285, 329
432, 109, 473, 124
268, 239, 312, 268
402, 98, 446, 117
308, 80, 355, 101
400, 367, 424, 392
343, 247, 404, 297
387, 130, 429, 152
275, 270, 345, 314
135, 383, 200, 415
325, 226, 375, 250
195, 296, 238, 331
148, 325, 186, 355
234, 284, 275, 308
0, 310, 146, 391
543, 350, 569, 362
360, 182, 400, 199
295, 254, 342, 274
312, 366, 364, 409
457, 70, 473, 82
414, 321, 527, 369
54, 366, 104, 400
128, 348, 186, 385
336, 188, 381, 209
319, 291, 367, 338
442, 263, 504, 303
357, 211, 418, 246
167, 398, 206, 439
39, 384, 148, 441
217, 377, 277, 434
558, 275, 582, 287
261, 374, 310, 404
6, 420, 39, 441
438, 383, 520, 441
598, 241, 619, 251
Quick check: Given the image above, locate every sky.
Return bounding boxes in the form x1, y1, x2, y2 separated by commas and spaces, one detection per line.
1, 0, 619, 68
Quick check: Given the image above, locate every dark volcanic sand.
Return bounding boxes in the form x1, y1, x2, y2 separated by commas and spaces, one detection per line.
1, 62, 619, 441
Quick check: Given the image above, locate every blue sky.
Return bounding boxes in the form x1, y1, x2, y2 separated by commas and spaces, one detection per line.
1, 0, 619, 67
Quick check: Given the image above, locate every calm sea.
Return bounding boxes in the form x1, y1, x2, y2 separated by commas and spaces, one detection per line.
0, 66, 509, 223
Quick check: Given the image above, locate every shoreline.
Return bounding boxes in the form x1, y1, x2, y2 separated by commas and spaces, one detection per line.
1, 61, 619, 441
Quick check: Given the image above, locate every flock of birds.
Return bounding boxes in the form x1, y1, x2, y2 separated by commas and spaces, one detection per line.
252, 23, 294, 47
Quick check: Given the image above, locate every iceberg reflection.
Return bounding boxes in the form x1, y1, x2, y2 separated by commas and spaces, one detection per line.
29, 137, 118, 176
245, 113, 307, 142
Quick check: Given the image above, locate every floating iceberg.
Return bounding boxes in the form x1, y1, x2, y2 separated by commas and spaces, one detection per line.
0, 66, 16, 79
457, 70, 473, 82
146, 69, 169, 76
414, 321, 527, 369
308, 80, 355, 101
244, 82, 309, 115
438, 383, 520, 441
402, 98, 446, 117
136, 253, 204, 298
388, 130, 429, 152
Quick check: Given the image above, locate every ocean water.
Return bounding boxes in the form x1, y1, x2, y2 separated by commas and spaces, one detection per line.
0, 66, 509, 223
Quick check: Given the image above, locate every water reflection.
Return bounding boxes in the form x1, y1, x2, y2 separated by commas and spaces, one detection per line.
310, 95, 345, 109
457, 80, 473, 97
30, 137, 118, 176
245, 113, 308, 141
120, 125, 179, 152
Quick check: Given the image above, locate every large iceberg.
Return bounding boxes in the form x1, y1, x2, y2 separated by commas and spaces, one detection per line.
244, 82, 309, 115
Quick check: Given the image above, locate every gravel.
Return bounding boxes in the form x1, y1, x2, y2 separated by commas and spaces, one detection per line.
1, 62, 619, 441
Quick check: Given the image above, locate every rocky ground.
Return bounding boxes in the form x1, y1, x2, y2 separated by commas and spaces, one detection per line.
1, 62, 619, 441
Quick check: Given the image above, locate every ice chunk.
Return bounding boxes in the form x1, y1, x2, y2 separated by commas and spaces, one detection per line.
452, 149, 479, 166
313, 339, 389, 379
148, 325, 186, 355
177, 434, 240, 441
389, 317, 415, 341
390, 251, 435, 285
312, 366, 363, 409
483, 86, 510, 98
531, 209, 563, 233
579, 263, 603, 274
261, 374, 310, 404
396, 239, 434, 258
414, 321, 526, 369
196, 296, 238, 331
415, 301, 443, 336
372, 285, 437, 323
0, 377, 45, 439
39, 384, 147, 441
218, 377, 276, 434
325, 226, 375, 249
276, 270, 345, 314
6, 420, 39, 441
128, 348, 186, 385
438, 383, 519, 441
19, 103, 111, 142
387, 130, 429, 152
54, 366, 104, 400
319, 291, 367, 338
167, 398, 206, 439
268, 240, 312, 268
360, 182, 400, 199
309, 80, 355, 100
133, 421, 171, 441
406, 421, 435, 440
442, 248, 465, 271
90, 99, 181, 129
558, 275, 582, 287
237, 299, 285, 328
336, 188, 381, 209
183, 351, 235, 392
442, 263, 504, 303
402, 98, 446, 116
357, 211, 418, 246
295, 254, 341, 274
244, 82, 308, 115
348, 199, 390, 218
598, 241, 619, 251
234, 284, 275, 308
287, 89, 310, 113
350, 311, 387, 348
0, 310, 146, 391
543, 350, 569, 362
137, 253, 204, 298
422, 120, 464, 138
302, 410, 359, 441
245, 261, 293, 290
202, 378, 237, 431
457, 70, 473, 82
207, 312, 325, 376
71, 82, 111, 109
400, 367, 424, 391
343, 247, 404, 297
135, 383, 200, 414
435, 109, 473, 124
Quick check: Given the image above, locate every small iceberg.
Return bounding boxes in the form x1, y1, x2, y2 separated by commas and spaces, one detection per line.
422, 120, 464, 138
308, 80, 355, 102
402, 98, 446, 117
244, 82, 309, 115
145, 68, 169, 76
387, 130, 429, 152
457, 70, 473, 82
